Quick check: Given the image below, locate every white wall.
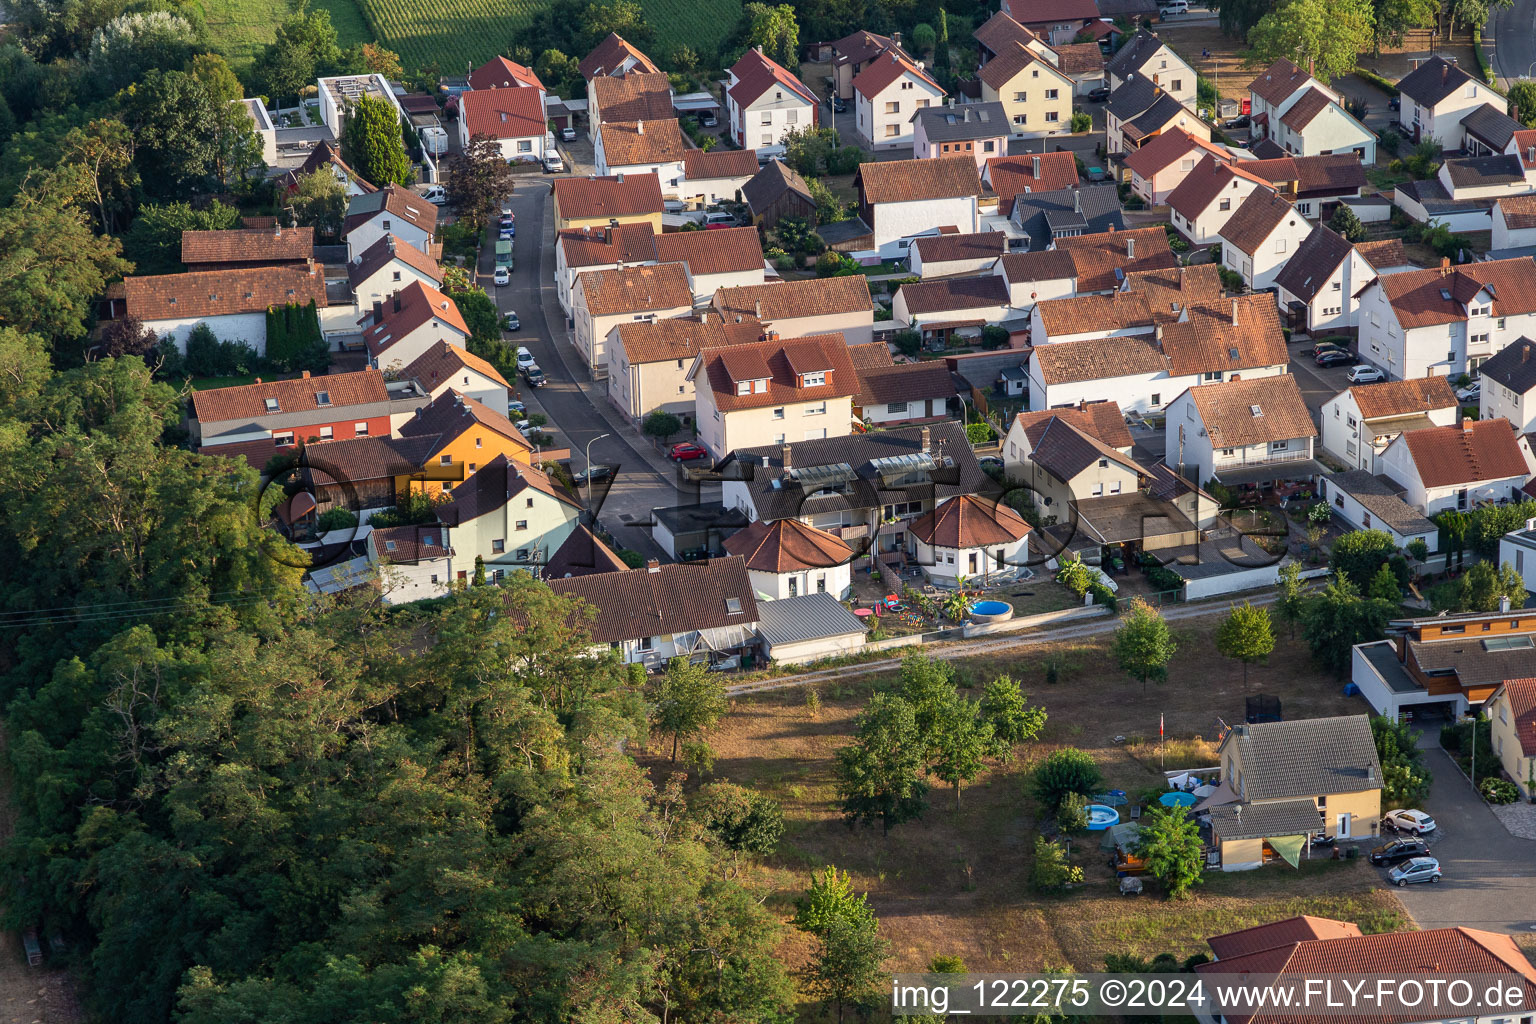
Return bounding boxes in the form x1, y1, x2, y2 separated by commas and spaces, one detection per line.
146, 311, 268, 356
1403, 84, 1506, 150
1222, 214, 1311, 292
857, 76, 946, 150
1491, 203, 1536, 250
372, 322, 470, 374
689, 267, 766, 303
748, 562, 852, 600
872, 196, 979, 252
347, 218, 433, 263
1173, 175, 1261, 244
734, 93, 816, 156
352, 261, 441, 311
683, 173, 754, 207
1320, 478, 1438, 552
1481, 375, 1535, 433
763, 630, 866, 666
1498, 532, 1536, 596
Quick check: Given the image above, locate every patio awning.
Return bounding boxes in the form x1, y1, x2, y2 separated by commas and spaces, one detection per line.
1193, 781, 1239, 812
1270, 833, 1306, 868
1213, 459, 1328, 487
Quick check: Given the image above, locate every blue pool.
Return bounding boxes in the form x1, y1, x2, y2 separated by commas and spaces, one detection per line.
1086, 804, 1120, 830
969, 600, 1014, 624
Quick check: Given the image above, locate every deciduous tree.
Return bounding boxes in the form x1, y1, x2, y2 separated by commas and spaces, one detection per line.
650, 655, 727, 761
254, 1, 347, 105
793, 865, 874, 935
1215, 601, 1276, 687
1457, 560, 1526, 613
445, 132, 515, 228
1246, 0, 1374, 83
1031, 747, 1101, 811
739, 2, 800, 68
977, 674, 1047, 760
362, 42, 404, 79
835, 692, 928, 833
802, 914, 889, 1024
289, 168, 348, 239
1275, 560, 1307, 638
1112, 596, 1177, 691
1134, 806, 1205, 897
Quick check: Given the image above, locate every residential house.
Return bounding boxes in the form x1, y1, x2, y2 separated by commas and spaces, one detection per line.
973, 11, 1055, 67
977, 43, 1075, 141
714, 277, 875, 346
1462, 101, 1526, 156
1122, 128, 1235, 206
1492, 195, 1536, 250
607, 312, 764, 425
1165, 156, 1267, 244
468, 55, 545, 97
552, 173, 664, 232
689, 332, 859, 457
1376, 419, 1532, 515
554, 221, 658, 315
891, 275, 1010, 343
594, 120, 687, 194
344, 185, 437, 262
654, 226, 766, 300
546, 556, 759, 667
570, 262, 694, 376
742, 159, 816, 228
1166, 374, 1319, 488
1245, 152, 1369, 220
1005, 184, 1124, 248
991, 247, 1079, 306
905, 494, 1033, 585
1247, 58, 1374, 163
458, 86, 547, 162
681, 148, 760, 208
828, 29, 900, 101
1105, 73, 1206, 156
1105, 30, 1196, 107
1478, 335, 1536, 432
911, 101, 1008, 167
1502, 519, 1536, 597
1353, 609, 1536, 720
724, 47, 819, 157
347, 234, 442, 311
587, 71, 675, 140
718, 422, 991, 563
436, 455, 583, 580
1000, 0, 1098, 45
1206, 716, 1382, 869
317, 74, 405, 140
122, 264, 328, 356
1272, 224, 1379, 335
181, 225, 314, 272
1028, 255, 1209, 343
191, 368, 395, 449
1319, 377, 1458, 472
284, 434, 438, 512
579, 31, 662, 81
1007, 413, 1145, 516
363, 280, 470, 373
854, 48, 945, 150
983, 151, 1079, 215
1354, 257, 1536, 379
754, 592, 868, 666
280, 140, 374, 196
367, 524, 454, 604
395, 389, 536, 497
1434, 152, 1531, 202
854, 155, 981, 255
400, 340, 511, 410
1392, 172, 1501, 233
722, 517, 855, 599
911, 231, 1008, 278
1029, 229, 1194, 310
1215, 187, 1310, 292
1396, 56, 1505, 148
1317, 470, 1438, 552
849, 347, 959, 426
1486, 677, 1536, 799
1052, 40, 1107, 98
1003, 400, 1133, 463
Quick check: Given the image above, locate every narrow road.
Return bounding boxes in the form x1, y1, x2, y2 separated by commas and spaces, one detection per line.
1489, 0, 1536, 86
725, 591, 1284, 696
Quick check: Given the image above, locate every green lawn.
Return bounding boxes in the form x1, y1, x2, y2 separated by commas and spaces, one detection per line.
201, 0, 370, 72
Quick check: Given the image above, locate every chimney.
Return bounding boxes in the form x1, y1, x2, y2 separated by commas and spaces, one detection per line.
1232, 298, 1239, 326
920, 424, 931, 452
893, 30, 902, 47
392, 292, 402, 313
1127, 237, 1135, 259
1074, 188, 1081, 213
604, 225, 612, 244
387, 236, 396, 255
782, 441, 793, 470
948, 97, 956, 108
637, 121, 644, 134
646, 558, 660, 573
302, 370, 311, 379
755, 299, 763, 319
1442, 63, 1448, 84
1154, 324, 1164, 348
254, 377, 262, 384
372, 300, 383, 323
1440, 256, 1451, 275
1500, 594, 1512, 613
1032, 155, 1041, 178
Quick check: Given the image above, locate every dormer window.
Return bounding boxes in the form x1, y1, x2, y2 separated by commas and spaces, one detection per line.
801, 370, 827, 387
736, 381, 751, 395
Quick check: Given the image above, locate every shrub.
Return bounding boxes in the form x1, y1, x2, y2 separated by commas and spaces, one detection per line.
1406, 538, 1429, 562
1057, 791, 1090, 833
1088, 581, 1118, 612
1070, 110, 1092, 133
815, 251, 849, 277
1146, 565, 1183, 592
1030, 835, 1083, 890
315, 508, 358, 533
1480, 777, 1519, 804
826, 146, 866, 174
1032, 747, 1102, 810
1056, 556, 1095, 597
892, 330, 921, 357
979, 324, 1010, 350
617, 549, 645, 568
965, 422, 994, 445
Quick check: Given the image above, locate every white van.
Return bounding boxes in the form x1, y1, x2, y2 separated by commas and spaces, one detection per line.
1160, 1, 1188, 13
704, 211, 736, 226
544, 152, 565, 173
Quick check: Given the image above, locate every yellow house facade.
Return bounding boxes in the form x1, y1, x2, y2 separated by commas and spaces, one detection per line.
1487, 678, 1536, 799
977, 43, 1076, 140
552, 173, 665, 233
396, 391, 536, 497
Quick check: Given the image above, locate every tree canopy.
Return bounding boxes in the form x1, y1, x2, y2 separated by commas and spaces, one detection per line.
342, 93, 412, 187
1246, 0, 1374, 83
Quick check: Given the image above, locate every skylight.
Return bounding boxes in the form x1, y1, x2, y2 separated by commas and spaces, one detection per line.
316, 391, 331, 406
264, 398, 280, 412
725, 596, 743, 614
1250, 404, 1263, 416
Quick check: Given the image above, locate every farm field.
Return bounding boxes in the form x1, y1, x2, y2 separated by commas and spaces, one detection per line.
667, 619, 1415, 988
205, 0, 371, 71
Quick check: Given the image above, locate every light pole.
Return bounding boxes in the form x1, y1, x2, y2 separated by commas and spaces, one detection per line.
583, 433, 610, 505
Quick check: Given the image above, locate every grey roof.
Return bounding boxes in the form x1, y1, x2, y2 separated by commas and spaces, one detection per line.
815, 217, 874, 246
1096, 0, 1159, 18
1209, 798, 1324, 841
1105, 72, 1161, 120
1460, 102, 1524, 151
743, 159, 813, 213
756, 592, 866, 645
1250, 136, 1287, 160
1105, 31, 1167, 81
1126, 93, 1193, 140
1012, 185, 1124, 250
911, 101, 1008, 142
948, 350, 1029, 388
1397, 56, 1481, 108
720, 421, 991, 522
1273, 224, 1354, 302
1220, 715, 1383, 801
1397, 178, 1494, 215
1477, 336, 1536, 395
1027, 417, 1141, 482
1323, 470, 1437, 536
1443, 153, 1526, 188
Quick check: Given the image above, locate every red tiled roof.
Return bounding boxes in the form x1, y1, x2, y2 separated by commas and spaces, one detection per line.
1279, 86, 1334, 132
124, 264, 328, 322
198, 436, 285, 470
831, 29, 895, 66
616, 313, 763, 364
699, 333, 858, 411
985, 151, 1079, 212
1355, 238, 1410, 269
1350, 377, 1457, 420
461, 86, 546, 141
1399, 420, 1530, 487
683, 147, 761, 179
1054, 225, 1178, 291
578, 262, 693, 316
181, 226, 314, 266
347, 233, 442, 290
976, 39, 1067, 92
468, 55, 544, 92
579, 32, 661, 79
1378, 258, 1536, 329
590, 72, 674, 123
1032, 332, 1165, 384
543, 523, 630, 578
1121, 127, 1230, 179
1014, 400, 1133, 450
715, 276, 873, 321
1159, 294, 1289, 377
598, 119, 688, 167
1005, 0, 1099, 25
1206, 916, 1364, 961
192, 368, 388, 425
912, 230, 1007, 266
727, 47, 817, 110
1052, 42, 1104, 75
344, 184, 439, 236
371, 524, 453, 564
906, 494, 1031, 548
1497, 194, 1536, 230
853, 47, 941, 99
363, 280, 469, 358
1185, 374, 1317, 448
1165, 156, 1269, 220
283, 140, 375, 193
437, 453, 578, 526
1496, 677, 1536, 757
1248, 57, 1311, 108
400, 339, 510, 391
553, 174, 664, 221
1218, 187, 1299, 255
654, 226, 763, 276
973, 11, 1040, 56
854, 359, 957, 407
557, 221, 658, 268
857, 155, 981, 205
898, 274, 1009, 314
723, 517, 853, 572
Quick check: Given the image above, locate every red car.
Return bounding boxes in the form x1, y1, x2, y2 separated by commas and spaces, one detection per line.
668, 442, 709, 461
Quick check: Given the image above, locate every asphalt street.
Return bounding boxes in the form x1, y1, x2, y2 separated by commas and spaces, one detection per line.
1489, 0, 1536, 86
472, 181, 687, 562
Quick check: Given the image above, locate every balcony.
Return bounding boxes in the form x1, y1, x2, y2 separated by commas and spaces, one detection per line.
1212, 448, 1313, 471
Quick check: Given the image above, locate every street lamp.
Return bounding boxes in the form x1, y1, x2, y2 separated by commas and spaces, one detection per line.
583, 433, 610, 504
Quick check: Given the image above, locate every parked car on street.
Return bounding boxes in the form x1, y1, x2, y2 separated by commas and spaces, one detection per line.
1384, 809, 1437, 834
507, 400, 526, 418
514, 345, 534, 367
420, 184, 448, 205
667, 442, 709, 461
505, 312, 522, 332
493, 266, 510, 286
1387, 856, 1441, 885
1370, 838, 1430, 865
543, 152, 564, 173
574, 464, 612, 486
1347, 364, 1385, 384
1309, 341, 1347, 357
522, 365, 546, 386
1315, 349, 1353, 367
1455, 381, 1481, 402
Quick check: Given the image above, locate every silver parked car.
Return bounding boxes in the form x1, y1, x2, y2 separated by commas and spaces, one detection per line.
1387, 856, 1441, 886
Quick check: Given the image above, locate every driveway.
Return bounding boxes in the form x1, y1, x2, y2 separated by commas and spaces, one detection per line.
1288, 352, 1353, 419
1384, 743, 1536, 935
476, 182, 687, 561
